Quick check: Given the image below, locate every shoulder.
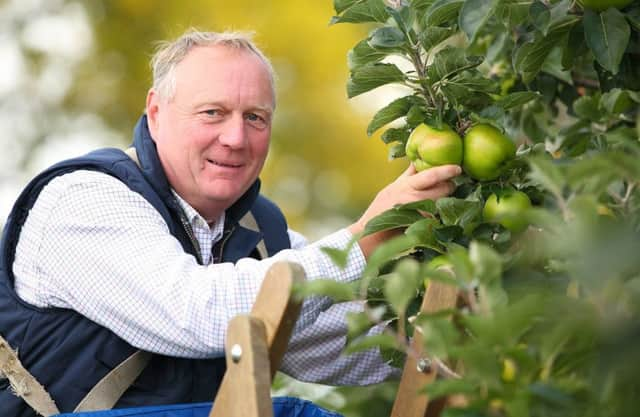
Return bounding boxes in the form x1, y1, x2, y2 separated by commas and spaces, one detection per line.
250, 194, 291, 251
252, 194, 287, 224
37, 170, 158, 222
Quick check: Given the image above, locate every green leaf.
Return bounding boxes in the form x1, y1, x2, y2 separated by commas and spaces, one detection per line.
541, 48, 573, 85
627, 7, 640, 31
469, 241, 502, 285
600, 88, 632, 115
330, 0, 389, 24
405, 217, 441, 248
583, 8, 631, 75
424, 0, 464, 27
381, 126, 411, 144
419, 27, 455, 52
384, 258, 422, 314
396, 199, 438, 213
436, 197, 483, 229
434, 225, 463, 242
573, 95, 601, 121
562, 20, 588, 71
474, 105, 505, 123
533, 0, 571, 36
495, 1, 530, 28
347, 63, 406, 98
513, 16, 579, 83
293, 279, 356, 302
412, 0, 437, 14
406, 104, 429, 127
427, 47, 483, 83
364, 208, 425, 236
386, 4, 413, 37
365, 234, 422, 278
530, 1, 550, 33
447, 70, 500, 94
320, 235, 359, 269
334, 0, 361, 14
367, 95, 418, 136
348, 39, 388, 71
344, 333, 400, 354
369, 26, 407, 50
346, 311, 375, 343
496, 91, 540, 110
472, 222, 511, 247
526, 155, 565, 198
458, 0, 499, 43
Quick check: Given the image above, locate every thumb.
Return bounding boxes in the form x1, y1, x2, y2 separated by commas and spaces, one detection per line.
401, 163, 417, 178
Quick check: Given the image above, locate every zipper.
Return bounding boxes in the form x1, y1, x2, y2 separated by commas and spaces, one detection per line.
212, 225, 235, 264
178, 213, 203, 265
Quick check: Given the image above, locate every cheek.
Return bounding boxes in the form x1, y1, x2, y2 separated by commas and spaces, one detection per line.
250, 132, 271, 161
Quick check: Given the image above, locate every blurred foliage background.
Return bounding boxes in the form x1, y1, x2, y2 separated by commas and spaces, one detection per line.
0, 0, 402, 415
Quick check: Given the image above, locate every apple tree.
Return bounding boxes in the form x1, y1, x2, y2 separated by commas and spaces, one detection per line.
301, 0, 640, 416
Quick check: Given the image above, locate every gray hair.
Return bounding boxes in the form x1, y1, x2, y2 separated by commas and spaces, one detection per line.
150, 29, 276, 102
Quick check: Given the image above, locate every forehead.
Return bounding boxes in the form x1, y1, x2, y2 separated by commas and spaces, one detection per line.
173, 45, 274, 106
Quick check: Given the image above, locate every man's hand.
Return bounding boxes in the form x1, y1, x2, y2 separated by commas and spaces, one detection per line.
348, 164, 462, 259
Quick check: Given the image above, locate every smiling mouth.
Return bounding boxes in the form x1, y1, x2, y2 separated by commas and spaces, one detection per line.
207, 159, 242, 168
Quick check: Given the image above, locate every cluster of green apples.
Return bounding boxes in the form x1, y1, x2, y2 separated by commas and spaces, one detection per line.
405, 122, 515, 181
405, 122, 532, 233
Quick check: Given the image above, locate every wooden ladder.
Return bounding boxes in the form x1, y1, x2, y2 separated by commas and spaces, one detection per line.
209, 262, 461, 417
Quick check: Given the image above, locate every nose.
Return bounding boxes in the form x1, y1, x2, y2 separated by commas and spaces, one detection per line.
218, 114, 246, 149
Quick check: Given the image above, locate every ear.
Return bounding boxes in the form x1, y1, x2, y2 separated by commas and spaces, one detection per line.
145, 89, 160, 137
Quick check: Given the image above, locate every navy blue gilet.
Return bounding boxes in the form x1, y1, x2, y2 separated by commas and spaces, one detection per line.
0, 115, 291, 416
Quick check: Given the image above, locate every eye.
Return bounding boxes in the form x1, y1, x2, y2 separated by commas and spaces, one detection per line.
203, 109, 220, 117
245, 113, 269, 129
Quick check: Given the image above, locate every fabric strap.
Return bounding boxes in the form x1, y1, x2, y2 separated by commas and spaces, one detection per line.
73, 350, 152, 412
0, 334, 60, 416
238, 212, 269, 260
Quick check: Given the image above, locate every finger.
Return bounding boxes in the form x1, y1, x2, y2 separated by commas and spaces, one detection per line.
419, 179, 457, 200
400, 163, 417, 178
408, 164, 462, 190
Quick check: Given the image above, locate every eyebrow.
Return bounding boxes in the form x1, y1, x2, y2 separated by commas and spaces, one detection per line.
195, 101, 274, 115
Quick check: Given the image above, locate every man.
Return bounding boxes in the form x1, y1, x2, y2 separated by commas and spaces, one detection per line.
0, 30, 461, 415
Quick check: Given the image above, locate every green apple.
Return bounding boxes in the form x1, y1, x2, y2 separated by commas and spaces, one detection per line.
405, 123, 463, 171
483, 190, 532, 233
463, 124, 516, 181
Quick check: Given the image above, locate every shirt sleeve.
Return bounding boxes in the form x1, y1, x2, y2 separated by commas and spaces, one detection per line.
284, 230, 399, 384
280, 301, 401, 385
13, 170, 365, 359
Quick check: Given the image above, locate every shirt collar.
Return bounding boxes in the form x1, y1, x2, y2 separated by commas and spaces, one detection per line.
171, 190, 225, 239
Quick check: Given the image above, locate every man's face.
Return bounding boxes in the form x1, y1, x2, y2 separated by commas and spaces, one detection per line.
146, 45, 274, 220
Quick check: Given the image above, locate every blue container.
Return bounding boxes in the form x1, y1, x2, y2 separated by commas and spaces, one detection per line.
54, 397, 342, 417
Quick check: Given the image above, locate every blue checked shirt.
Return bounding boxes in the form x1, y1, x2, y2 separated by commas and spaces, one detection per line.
12, 170, 398, 385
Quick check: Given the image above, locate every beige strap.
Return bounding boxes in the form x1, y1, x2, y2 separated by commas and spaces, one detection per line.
0, 335, 60, 416
239, 212, 269, 259
123, 147, 140, 166
73, 350, 152, 412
